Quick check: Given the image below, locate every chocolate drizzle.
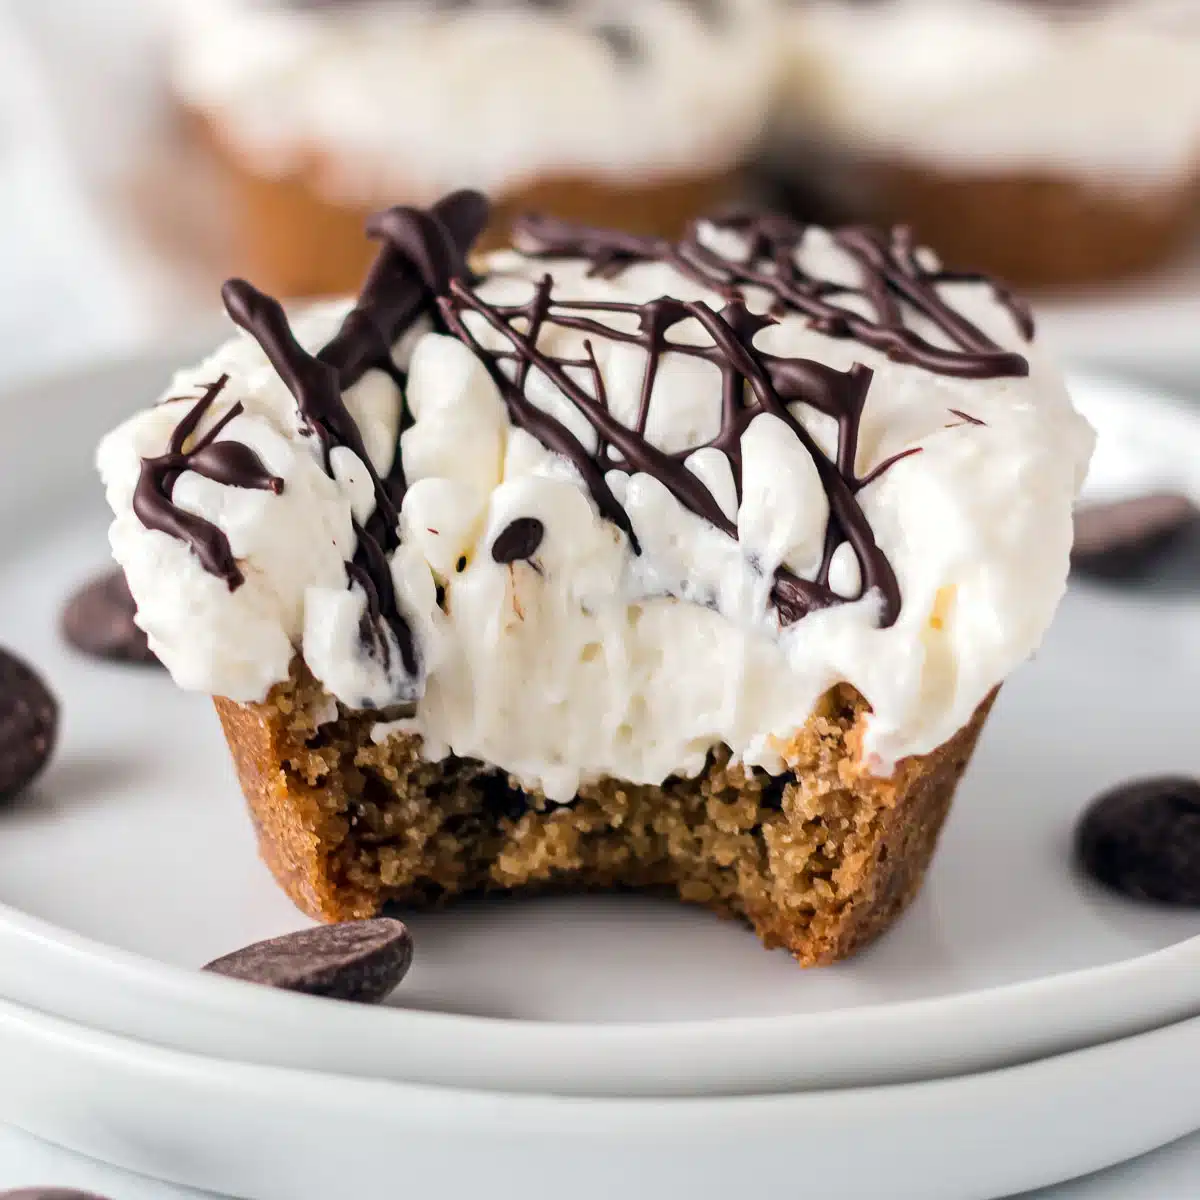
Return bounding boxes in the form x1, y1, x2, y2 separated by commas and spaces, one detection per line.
220, 190, 488, 678
441, 278, 907, 624
133, 376, 283, 590
512, 211, 1033, 379
947, 408, 986, 428
133, 190, 1026, 665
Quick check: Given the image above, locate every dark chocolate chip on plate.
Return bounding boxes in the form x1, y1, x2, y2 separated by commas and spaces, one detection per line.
0, 648, 58, 804
203, 918, 414, 1003
1076, 776, 1200, 906
0, 1190, 112, 1199
61, 567, 159, 666
1071, 493, 1198, 581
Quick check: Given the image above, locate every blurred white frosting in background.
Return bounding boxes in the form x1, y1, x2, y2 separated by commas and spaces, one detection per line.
781, 0, 1200, 184
168, 0, 777, 203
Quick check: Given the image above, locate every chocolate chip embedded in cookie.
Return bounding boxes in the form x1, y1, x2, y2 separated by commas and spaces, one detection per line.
1071, 494, 1198, 580
1077, 776, 1200, 906
203, 918, 414, 1002
61, 567, 160, 666
0, 649, 58, 804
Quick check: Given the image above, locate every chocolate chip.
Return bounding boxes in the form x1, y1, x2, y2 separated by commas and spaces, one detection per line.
203, 918, 414, 1002
61, 568, 159, 666
491, 517, 545, 564
0, 1190, 111, 1199
1071, 494, 1198, 581
1076, 776, 1200, 906
0, 649, 58, 804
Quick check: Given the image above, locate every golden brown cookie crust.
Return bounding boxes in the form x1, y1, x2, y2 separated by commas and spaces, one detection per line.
215, 666, 997, 967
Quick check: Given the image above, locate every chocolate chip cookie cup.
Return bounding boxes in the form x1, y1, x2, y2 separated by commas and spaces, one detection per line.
172, 0, 774, 297
772, 0, 1200, 289
97, 191, 1093, 965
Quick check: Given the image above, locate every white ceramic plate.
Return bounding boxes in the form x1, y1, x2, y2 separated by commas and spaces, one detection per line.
0, 351, 1198, 1099
1037, 239, 1200, 377
1, 995, 1199, 1200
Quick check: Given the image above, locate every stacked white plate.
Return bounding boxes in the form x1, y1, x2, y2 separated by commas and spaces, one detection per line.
0, 348, 1197, 1200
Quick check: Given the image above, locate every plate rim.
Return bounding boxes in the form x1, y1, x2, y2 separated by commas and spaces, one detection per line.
1, 992, 1198, 1200
1, 898, 1200, 1098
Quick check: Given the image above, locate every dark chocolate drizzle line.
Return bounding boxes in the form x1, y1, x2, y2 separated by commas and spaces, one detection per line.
512, 212, 1033, 380
136, 189, 1023, 649
947, 408, 986, 428
133, 376, 283, 590
440, 280, 904, 624
220, 190, 488, 678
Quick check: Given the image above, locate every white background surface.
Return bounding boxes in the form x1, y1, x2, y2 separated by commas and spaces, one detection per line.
0, 1, 1198, 1196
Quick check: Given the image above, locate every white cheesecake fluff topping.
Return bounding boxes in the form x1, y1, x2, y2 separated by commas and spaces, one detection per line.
169, 0, 774, 203
98, 219, 1093, 800
779, 0, 1200, 184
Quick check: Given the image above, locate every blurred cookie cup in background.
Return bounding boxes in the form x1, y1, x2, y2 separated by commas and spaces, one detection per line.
770, 0, 1200, 290
170, 0, 776, 297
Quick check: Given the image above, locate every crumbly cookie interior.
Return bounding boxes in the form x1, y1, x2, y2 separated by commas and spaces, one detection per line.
219, 666, 991, 964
